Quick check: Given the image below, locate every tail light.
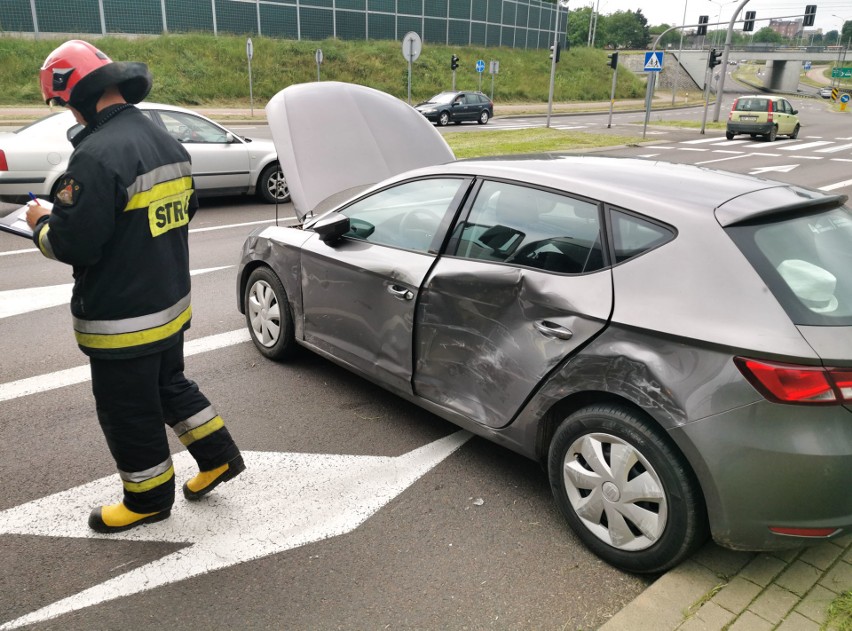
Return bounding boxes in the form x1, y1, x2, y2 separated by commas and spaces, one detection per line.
729, 99, 738, 120
767, 100, 774, 123
0, 149, 7, 171
735, 357, 852, 405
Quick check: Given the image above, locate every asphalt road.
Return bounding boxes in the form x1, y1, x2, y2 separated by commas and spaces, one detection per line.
1, 96, 850, 631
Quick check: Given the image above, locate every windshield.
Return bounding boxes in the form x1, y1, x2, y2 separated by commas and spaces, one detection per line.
428, 92, 456, 104
727, 206, 852, 326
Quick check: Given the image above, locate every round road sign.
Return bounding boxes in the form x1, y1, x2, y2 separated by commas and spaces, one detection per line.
476, 59, 485, 73
841, 93, 851, 104
402, 32, 422, 63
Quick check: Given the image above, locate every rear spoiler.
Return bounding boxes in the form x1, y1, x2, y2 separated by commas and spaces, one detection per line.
715, 184, 848, 227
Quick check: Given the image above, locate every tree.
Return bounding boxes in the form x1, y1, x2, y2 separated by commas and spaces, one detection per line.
753, 26, 784, 44
567, 6, 594, 48
601, 10, 649, 49
842, 20, 852, 47
824, 30, 839, 46
651, 23, 682, 49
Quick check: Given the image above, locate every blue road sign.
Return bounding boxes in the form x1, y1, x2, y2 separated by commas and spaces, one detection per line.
643, 51, 663, 72
841, 93, 851, 104
804, 61, 812, 70
476, 59, 485, 73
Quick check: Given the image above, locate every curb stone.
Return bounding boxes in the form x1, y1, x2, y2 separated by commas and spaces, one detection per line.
598, 535, 852, 630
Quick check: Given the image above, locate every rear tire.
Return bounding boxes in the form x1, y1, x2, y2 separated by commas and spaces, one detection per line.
258, 163, 290, 204
548, 404, 708, 574
767, 126, 778, 142
478, 110, 490, 125
725, 131, 735, 140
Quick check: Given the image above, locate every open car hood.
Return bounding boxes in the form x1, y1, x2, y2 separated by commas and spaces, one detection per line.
266, 81, 456, 221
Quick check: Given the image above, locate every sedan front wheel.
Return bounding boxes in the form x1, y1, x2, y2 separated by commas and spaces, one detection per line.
438, 111, 451, 126
548, 404, 708, 574
244, 267, 296, 361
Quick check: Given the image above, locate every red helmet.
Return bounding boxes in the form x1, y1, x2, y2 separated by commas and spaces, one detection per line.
40, 40, 112, 106
39, 39, 151, 109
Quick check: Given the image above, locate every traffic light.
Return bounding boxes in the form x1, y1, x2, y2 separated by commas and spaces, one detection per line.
708, 48, 722, 68
743, 11, 756, 32
550, 43, 561, 63
803, 5, 816, 27
450, 54, 459, 70
697, 15, 709, 36
607, 51, 619, 70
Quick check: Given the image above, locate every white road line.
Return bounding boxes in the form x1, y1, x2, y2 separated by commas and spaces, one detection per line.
645, 146, 674, 150
0, 328, 251, 403
779, 141, 833, 151
787, 156, 823, 160
820, 179, 852, 191
750, 152, 782, 157
677, 147, 708, 152
637, 154, 660, 158
831, 158, 852, 163
695, 154, 751, 165
0, 247, 38, 257
712, 150, 744, 155
0, 266, 232, 320
816, 143, 852, 153
681, 137, 726, 144
712, 140, 751, 145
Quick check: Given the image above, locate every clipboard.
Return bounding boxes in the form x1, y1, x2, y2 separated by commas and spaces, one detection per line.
0, 199, 52, 239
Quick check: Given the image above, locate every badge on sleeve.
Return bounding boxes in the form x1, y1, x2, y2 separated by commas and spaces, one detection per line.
54, 177, 81, 206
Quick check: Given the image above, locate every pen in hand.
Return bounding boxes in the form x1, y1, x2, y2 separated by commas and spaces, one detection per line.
28, 192, 40, 205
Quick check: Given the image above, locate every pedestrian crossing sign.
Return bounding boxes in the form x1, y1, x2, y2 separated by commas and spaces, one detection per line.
644, 51, 663, 72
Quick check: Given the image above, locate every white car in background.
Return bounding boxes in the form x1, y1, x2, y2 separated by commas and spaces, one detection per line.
0, 102, 288, 205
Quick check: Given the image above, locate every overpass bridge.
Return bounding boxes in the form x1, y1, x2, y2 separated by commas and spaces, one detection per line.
671, 46, 846, 93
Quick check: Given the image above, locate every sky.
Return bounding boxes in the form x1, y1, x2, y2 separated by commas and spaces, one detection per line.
581, 0, 851, 34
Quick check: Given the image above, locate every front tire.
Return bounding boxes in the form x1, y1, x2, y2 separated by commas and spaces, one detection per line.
438, 111, 450, 126
244, 267, 296, 361
548, 404, 708, 574
790, 124, 800, 139
258, 163, 290, 204
478, 110, 490, 124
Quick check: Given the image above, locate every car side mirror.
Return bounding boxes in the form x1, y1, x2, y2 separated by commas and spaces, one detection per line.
791, 109, 798, 115
313, 213, 351, 244
67, 124, 83, 142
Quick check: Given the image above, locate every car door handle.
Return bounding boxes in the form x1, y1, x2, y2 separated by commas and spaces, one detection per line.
534, 320, 573, 340
388, 285, 414, 301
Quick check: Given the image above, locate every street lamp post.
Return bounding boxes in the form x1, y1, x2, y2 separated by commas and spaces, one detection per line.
673, 0, 689, 106
546, 0, 570, 128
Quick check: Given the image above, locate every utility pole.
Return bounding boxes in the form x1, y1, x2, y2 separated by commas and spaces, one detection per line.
712, 0, 751, 122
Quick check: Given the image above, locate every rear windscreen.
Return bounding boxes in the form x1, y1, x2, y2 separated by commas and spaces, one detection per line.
727, 206, 852, 325
734, 98, 770, 112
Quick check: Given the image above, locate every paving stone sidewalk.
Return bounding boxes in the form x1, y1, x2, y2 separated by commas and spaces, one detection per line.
600, 535, 851, 631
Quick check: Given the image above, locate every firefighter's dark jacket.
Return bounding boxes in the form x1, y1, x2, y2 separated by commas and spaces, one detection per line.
32, 104, 199, 359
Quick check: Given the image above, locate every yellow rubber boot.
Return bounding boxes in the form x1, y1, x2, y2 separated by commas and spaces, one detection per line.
183, 454, 246, 501
88, 502, 171, 534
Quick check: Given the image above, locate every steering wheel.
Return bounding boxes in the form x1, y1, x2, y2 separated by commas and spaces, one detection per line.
399, 209, 439, 246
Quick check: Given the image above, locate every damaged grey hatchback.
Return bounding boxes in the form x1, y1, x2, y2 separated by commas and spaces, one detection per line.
237, 83, 852, 574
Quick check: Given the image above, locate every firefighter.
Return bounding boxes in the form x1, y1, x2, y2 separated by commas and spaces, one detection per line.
26, 40, 245, 533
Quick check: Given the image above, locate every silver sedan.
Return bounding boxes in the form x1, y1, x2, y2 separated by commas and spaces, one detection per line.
0, 102, 288, 204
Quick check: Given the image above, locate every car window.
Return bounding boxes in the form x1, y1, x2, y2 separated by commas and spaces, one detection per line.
451, 181, 605, 274
339, 178, 464, 253
611, 209, 675, 264
734, 98, 770, 112
726, 206, 852, 325
156, 110, 231, 144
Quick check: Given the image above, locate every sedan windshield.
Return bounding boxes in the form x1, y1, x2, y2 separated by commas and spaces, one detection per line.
428, 92, 456, 104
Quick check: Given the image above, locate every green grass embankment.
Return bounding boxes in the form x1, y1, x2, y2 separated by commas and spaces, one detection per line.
0, 34, 646, 107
